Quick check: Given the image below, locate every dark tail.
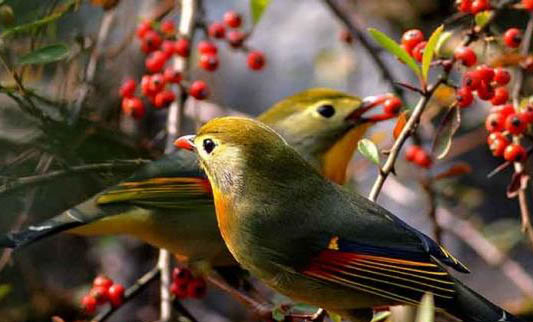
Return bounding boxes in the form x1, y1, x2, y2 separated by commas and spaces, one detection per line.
444, 277, 523, 322
0, 208, 89, 249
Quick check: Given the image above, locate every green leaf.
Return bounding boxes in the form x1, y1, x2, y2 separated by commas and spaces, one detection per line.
271, 306, 285, 321
0, 284, 11, 301
18, 43, 69, 65
474, 10, 493, 28
329, 312, 342, 322
415, 293, 435, 322
250, 0, 271, 24
358, 138, 380, 165
368, 28, 421, 77
431, 105, 461, 159
435, 31, 453, 57
371, 311, 392, 322
422, 25, 444, 82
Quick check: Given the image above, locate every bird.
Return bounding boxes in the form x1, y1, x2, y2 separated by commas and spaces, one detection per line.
174, 116, 522, 322
1, 88, 377, 270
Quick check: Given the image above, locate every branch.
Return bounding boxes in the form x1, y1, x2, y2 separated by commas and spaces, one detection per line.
70, 9, 116, 125
511, 13, 533, 246
322, 0, 404, 99
158, 1, 197, 321
92, 265, 160, 322
437, 208, 533, 298
0, 159, 148, 196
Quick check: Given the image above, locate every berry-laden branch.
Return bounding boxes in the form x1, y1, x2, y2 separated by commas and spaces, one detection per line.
511, 13, 533, 246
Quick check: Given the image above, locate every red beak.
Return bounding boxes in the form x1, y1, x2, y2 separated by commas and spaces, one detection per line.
174, 135, 196, 151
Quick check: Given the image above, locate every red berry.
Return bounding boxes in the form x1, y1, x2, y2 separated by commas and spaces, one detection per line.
90, 286, 109, 305
405, 145, 420, 162
161, 40, 175, 58
490, 136, 510, 157
487, 132, 505, 146
476, 65, 495, 82
208, 22, 226, 39
141, 75, 155, 96
170, 281, 189, 299
119, 79, 136, 98
189, 80, 209, 100
163, 68, 182, 83
504, 144, 526, 162
454, 46, 477, 67
339, 29, 353, 44
187, 277, 207, 299
81, 295, 97, 314
505, 113, 527, 135
457, 87, 474, 108
198, 41, 218, 55
145, 51, 167, 73
477, 81, 495, 101
142, 30, 162, 52
174, 38, 190, 57
401, 29, 424, 54
161, 20, 175, 35
471, 0, 490, 13
490, 87, 509, 105
521, 105, 533, 123
93, 275, 113, 289
148, 73, 166, 93
491, 104, 515, 119
224, 10, 242, 28
503, 28, 522, 48
411, 41, 427, 62
458, 0, 472, 13
462, 71, 482, 90
494, 68, 511, 86
414, 148, 432, 168
136, 20, 152, 39
130, 98, 145, 120
383, 97, 402, 115
523, 0, 533, 10
172, 267, 193, 285
247, 50, 266, 71
485, 113, 506, 132
227, 30, 245, 48
199, 54, 219, 72
154, 90, 176, 108
108, 284, 125, 308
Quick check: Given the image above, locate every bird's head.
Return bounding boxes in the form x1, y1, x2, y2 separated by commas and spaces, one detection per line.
259, 88, 377, 183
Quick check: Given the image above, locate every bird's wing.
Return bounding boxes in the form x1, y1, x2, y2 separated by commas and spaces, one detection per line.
96, 150, 213, 208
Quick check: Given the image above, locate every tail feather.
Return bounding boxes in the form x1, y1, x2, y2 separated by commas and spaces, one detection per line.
444, 277, 523, 322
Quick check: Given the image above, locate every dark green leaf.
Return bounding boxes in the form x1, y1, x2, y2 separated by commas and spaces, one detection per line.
18, 43, 69, 65
0, 284, 11, 301
271, 306, 285, 321
432, 105, 461, 159
329, 312, 342, 322
368, 28, 421, 77
422, 25, 444, 81
358, 138, 380, 165
250, 0, 271, 24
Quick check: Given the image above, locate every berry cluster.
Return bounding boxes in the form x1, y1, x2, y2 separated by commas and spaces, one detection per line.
401, 29, 427, 62
170, 267, 207, 299
486, 104, 531, 162
81, 275, 125, 314
405, 145, 433, 169
119, 10, 266, 120
456, 0, 491, 14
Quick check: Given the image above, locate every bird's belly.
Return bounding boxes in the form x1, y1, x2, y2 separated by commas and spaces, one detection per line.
69, 206, 235, 266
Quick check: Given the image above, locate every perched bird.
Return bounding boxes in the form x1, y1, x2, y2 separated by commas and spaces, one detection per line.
175, 116, 521, 322
1, 88, 374, 269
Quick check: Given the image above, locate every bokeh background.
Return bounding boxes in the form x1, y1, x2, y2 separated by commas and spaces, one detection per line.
1, 0, 532, 321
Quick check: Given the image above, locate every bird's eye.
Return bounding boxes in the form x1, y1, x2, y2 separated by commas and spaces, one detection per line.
203, 139, 216, 154
317, 104, 335, 118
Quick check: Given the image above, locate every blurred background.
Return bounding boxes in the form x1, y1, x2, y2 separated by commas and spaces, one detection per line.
0, 0, 532, 321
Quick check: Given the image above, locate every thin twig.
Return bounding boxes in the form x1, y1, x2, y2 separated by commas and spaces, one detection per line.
0, 159, 148, 196
511, 13, 533, 246
70, 10, 116, 125
92, 265, 160, 322
322, 0, 404, 99
158, 1, 197, 321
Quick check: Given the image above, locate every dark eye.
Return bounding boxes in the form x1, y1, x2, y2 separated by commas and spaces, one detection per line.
203, 139, 216, 154
317, 104, 335, 118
